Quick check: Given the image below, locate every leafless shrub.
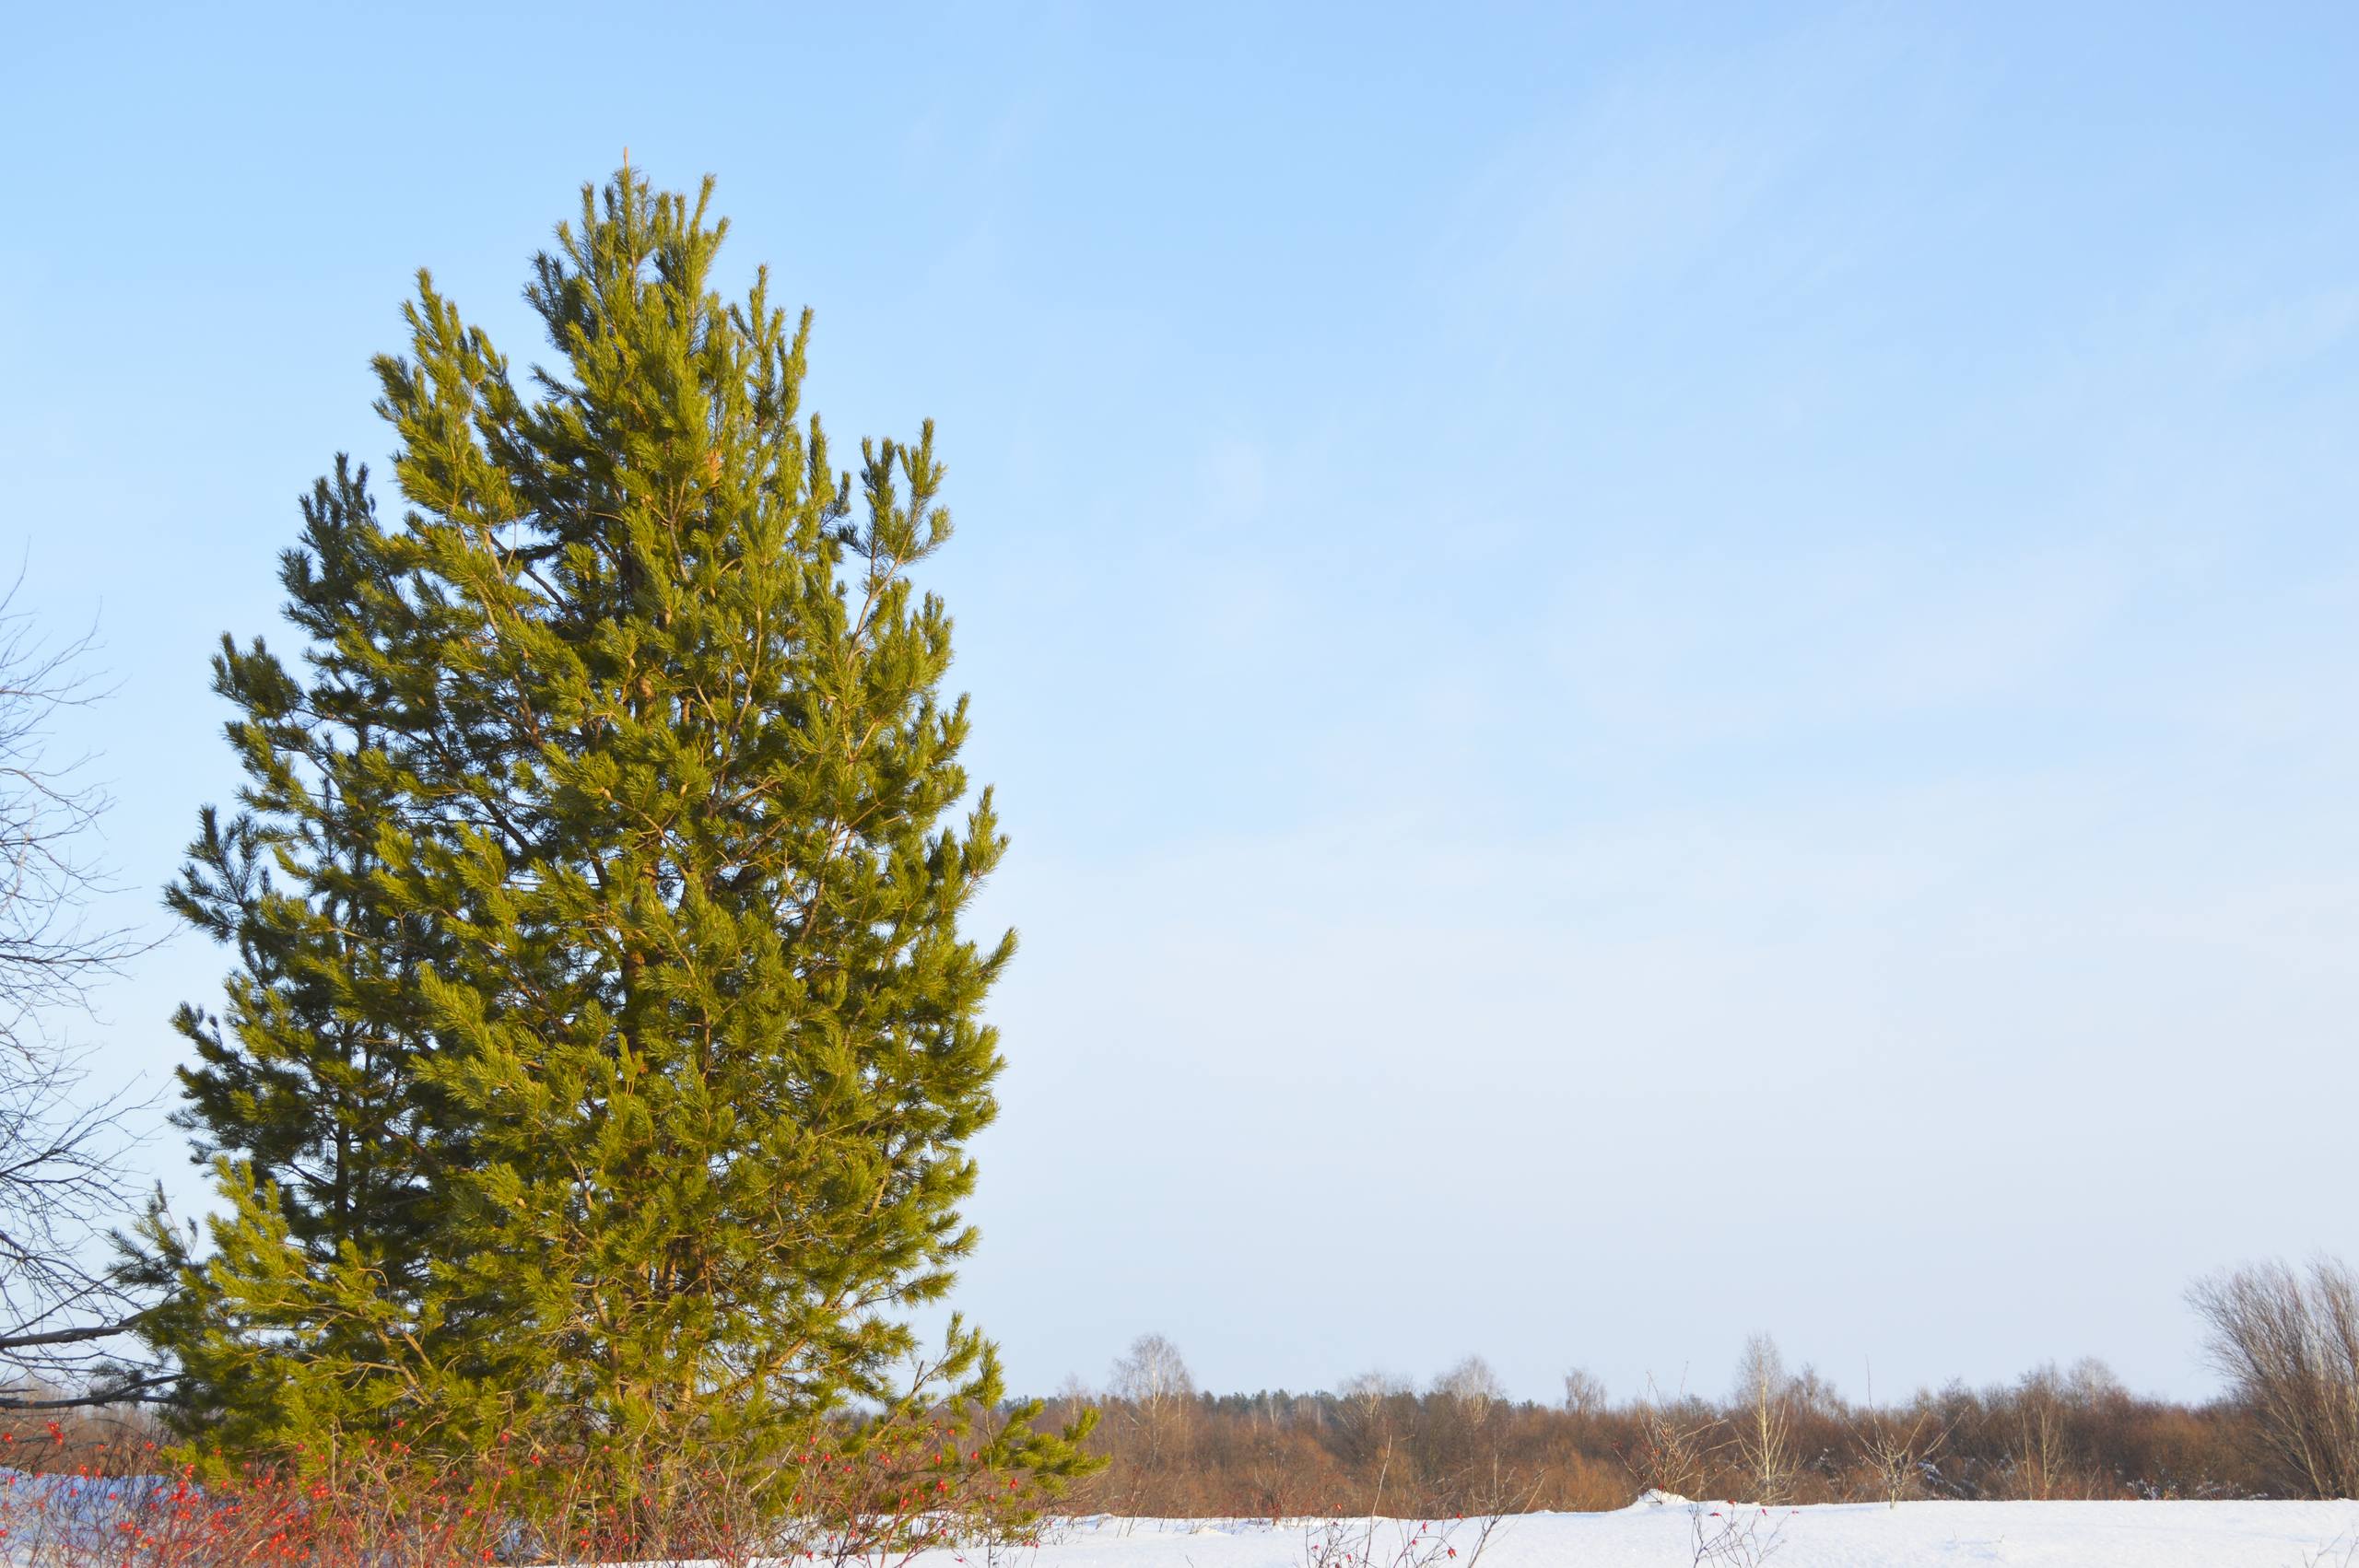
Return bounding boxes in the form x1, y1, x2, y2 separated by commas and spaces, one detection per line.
1302, 1512, 1506, 1568
2299, 1526, 2359, 1568
1625, 1377, 1716, 1500
1688, 1501, 1790, 1567
1299, 1443, 1517, 1568
0, 1410, 1065, 1568
2190, 1258, 2359, 1498
1855, 1401, 1947, 1504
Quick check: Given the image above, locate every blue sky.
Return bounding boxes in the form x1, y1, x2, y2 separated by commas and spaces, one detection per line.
5, 2, 2357, 1406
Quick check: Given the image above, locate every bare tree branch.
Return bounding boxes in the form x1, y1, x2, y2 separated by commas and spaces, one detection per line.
0, 570, 168, 1404
0, 1371, 177, 1410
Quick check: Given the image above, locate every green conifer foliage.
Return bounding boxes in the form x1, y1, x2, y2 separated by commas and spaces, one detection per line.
135, 462, 465, 1446
147, 170, 1087, 1492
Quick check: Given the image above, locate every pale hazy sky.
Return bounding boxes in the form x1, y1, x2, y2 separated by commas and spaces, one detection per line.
6, 3, 2357, 1407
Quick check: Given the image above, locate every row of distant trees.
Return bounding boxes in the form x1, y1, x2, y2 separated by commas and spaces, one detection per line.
1057, 1305, 2359, 1512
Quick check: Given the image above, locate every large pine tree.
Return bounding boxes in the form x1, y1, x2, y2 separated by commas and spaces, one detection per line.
145, 170, 1074, 1488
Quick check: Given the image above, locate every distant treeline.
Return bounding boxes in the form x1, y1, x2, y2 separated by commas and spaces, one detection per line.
29, 1261, 2359, 1519
1040, 1333, 2276, 1515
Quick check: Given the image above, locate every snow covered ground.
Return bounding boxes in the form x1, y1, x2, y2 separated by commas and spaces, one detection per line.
12, 1480, 2359, 1566
965, 1499, 2359, 1568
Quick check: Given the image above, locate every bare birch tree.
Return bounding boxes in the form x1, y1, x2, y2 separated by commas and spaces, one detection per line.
1732, 1334, 1797, 1504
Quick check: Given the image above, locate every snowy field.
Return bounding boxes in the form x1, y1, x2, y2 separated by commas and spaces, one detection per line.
12, 1482, 2359, 1566
978, 1500, 2359, 1568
